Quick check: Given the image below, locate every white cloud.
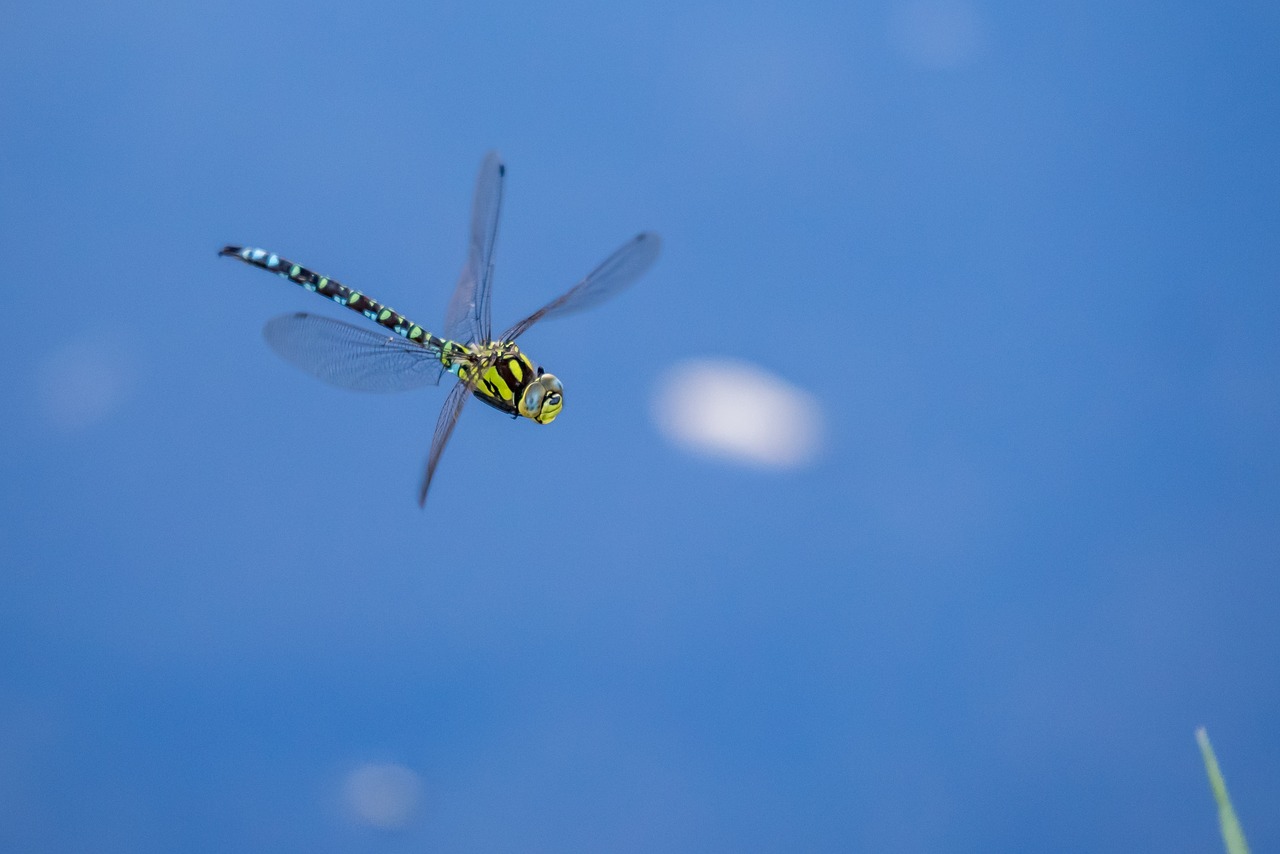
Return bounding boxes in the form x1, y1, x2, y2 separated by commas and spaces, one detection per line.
36, 339, 133, 432
888, 0, 986, 69
343, 762, 423, 829
652, 359, 824, 468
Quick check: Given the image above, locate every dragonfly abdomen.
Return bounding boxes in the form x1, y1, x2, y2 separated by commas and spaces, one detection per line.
219, 245, 443, 350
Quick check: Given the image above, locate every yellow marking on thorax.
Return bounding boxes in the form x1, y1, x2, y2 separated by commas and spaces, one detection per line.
480, 363, 514, 402
455, 345, 542, 417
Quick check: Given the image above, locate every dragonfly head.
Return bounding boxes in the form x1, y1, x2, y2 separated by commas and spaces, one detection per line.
519, 371, 564, 424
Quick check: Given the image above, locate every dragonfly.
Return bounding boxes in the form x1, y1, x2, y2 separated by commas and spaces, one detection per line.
220, 151, 660, 505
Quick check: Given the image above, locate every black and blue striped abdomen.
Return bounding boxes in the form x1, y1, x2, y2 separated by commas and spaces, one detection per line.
219, 245, 444, 350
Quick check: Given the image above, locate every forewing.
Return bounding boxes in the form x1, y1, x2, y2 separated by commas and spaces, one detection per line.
444, 151, 505, 344
418, 378, 473, 506
262, 313, 446, 393
499, 232, 660, 343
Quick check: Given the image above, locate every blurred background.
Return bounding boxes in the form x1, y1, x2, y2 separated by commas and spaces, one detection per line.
2, 0, 1278, 850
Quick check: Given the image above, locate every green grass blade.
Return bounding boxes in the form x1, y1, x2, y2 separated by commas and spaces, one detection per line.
1196, 727, 1250, 854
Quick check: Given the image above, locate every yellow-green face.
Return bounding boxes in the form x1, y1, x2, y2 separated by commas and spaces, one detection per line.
518, 373, 564, 424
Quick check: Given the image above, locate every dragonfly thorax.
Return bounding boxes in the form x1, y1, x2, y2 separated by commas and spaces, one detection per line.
452, 342, 563, 425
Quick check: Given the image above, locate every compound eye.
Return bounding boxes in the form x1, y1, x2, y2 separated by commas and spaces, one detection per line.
523, 384, 546, 412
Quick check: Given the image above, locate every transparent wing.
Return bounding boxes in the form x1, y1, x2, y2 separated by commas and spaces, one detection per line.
418, 378, 473, 506
262, 313, 446, 393
443, 151, 505, 345
499, 232, 661, 343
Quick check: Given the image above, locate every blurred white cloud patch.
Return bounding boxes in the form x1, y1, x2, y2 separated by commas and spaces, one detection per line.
36, 339, 134, 432
653, 359, 824, 468
888, 0, 986, 69
343, 762, 423, 829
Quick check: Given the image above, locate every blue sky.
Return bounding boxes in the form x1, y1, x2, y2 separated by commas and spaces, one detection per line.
3, 0, 1279, 850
